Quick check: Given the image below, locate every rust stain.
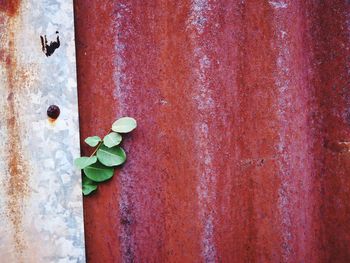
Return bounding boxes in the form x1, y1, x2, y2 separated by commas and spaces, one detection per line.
48, 118, 57, 125
75, 0, 350, 262
0, 0, 21, 17
2, 14, 30, 261
324, 140, 350, 153
74, 1, 122, 262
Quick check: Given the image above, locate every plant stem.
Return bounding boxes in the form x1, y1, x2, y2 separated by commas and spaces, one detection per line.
89, 141, 102, 157
89, 129, 112, 158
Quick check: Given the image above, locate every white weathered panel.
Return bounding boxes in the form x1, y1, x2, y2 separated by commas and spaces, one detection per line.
0, 1, 85, 262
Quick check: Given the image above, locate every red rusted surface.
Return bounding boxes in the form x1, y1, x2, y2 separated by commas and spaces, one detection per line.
1, 3, 31, 259
0, 0, 20, 16
74, 0, 350, 262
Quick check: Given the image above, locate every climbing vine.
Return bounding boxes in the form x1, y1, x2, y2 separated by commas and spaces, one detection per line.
75, 117, 137, 195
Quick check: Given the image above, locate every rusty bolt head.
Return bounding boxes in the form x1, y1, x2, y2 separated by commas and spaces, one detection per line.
47, 105, 60, 120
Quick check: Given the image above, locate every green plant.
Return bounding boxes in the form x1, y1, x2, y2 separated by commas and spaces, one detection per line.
75, 117, 137, 195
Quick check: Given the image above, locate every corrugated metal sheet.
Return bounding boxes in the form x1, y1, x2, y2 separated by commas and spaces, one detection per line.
0, 0, 85, 262
74, 0, 350, 262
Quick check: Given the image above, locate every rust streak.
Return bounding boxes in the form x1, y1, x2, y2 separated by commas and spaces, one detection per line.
3, 25, 30, 261
0, 0, 21, 17
324, 140, 350, 153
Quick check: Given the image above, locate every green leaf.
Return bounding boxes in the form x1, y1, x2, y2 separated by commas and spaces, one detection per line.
96, 144, 126, 167
85, 136, 101, 147
112, 117, 137, 133
82, 176, 98, 195
83, 162, 114, 182
74, 156, 97, 169
103, 132, 122, 148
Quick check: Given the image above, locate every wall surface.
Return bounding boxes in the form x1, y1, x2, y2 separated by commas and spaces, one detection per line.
0, 1, 85, 262
74, 0, 350, 262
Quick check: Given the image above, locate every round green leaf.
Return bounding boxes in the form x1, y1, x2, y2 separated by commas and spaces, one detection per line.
96, 145, 126, 167
82, 176, 98, 195
112, 117, 137, 133
85, 136, 101, 147
83, 162, 114, 182
83, 184, 97, 196
103, 132, 122, 148
74, 156, 97, 169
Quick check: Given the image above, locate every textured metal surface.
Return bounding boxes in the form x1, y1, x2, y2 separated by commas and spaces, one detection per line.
0, 0, 85, 262
75, 0, 350, 262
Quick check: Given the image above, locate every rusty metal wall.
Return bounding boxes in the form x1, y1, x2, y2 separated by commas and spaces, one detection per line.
74, 0, 350, 262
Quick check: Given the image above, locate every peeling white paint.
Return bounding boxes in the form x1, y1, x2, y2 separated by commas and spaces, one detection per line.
188, 0, 211, 34
269, 1, 288, 9
269, 1, 317, 261
188, 1, 218, 262
271, 5, 294, 263
114, 2, 137, 262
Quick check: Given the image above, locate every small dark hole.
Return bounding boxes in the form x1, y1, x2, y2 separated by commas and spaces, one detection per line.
47, 105, 60, 120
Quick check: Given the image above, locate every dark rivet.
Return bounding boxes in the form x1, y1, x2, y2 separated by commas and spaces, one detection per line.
47, 105, 60, 120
